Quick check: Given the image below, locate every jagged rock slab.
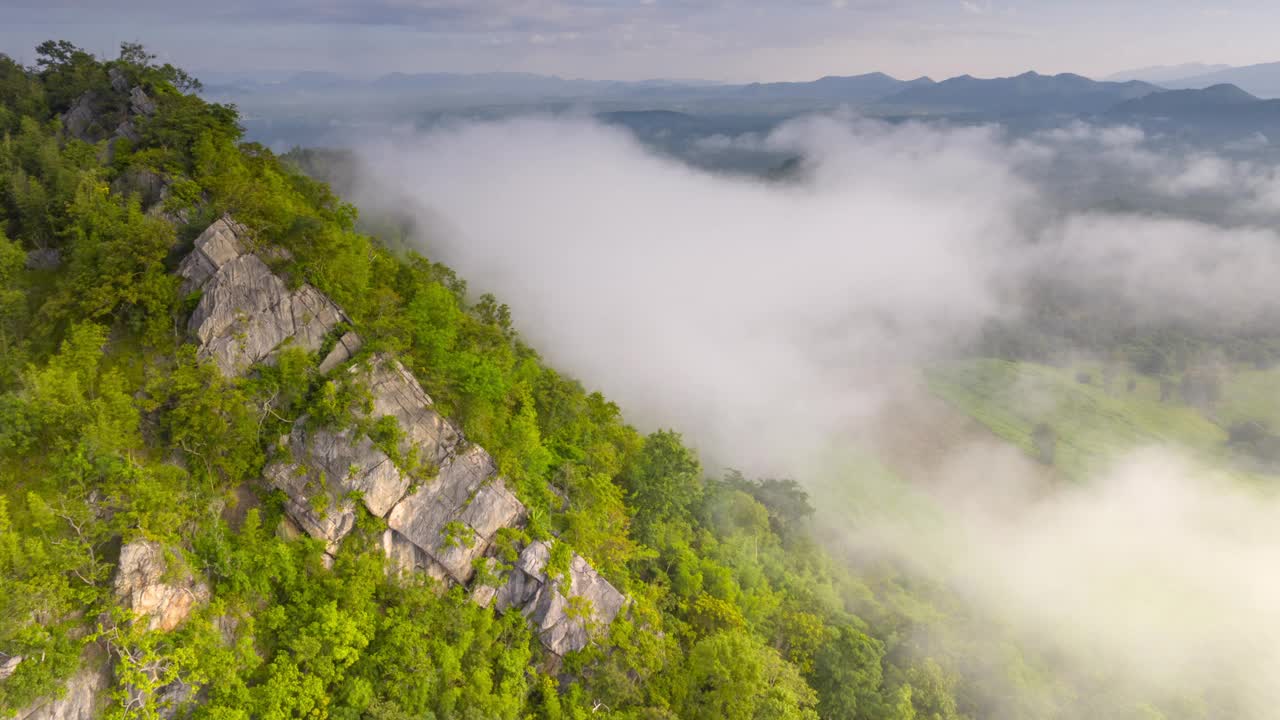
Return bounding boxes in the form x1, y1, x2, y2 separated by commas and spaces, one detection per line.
363, 355, 460, 466
263, 422, 407, 553
261, 355, 462, 554
0, 654, 21, 680
381, 529, 451, 582
108, 67, 130, 94
129, 86, 157, 116
113, 541, 209, 633
110, 167, 167, 209
264, 453, 358, 554
62, 93, 99, 140
318, 331, 363, 374
179, 217, 347, 376
177, 216, 246, 293
494, 541, 626, 656
385, 445, 524, 584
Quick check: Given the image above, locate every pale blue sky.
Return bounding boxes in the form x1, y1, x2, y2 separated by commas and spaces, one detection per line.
0, 0, 1276, 82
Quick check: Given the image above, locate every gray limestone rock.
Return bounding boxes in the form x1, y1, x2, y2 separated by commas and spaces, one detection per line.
110, 167, 166, 208
61, 93, 98, 140
0, 654, 22, 681
264, 457, 358, 554
178, 217, 347, 376
113, 541, 209, 632
318, 331, 363, 374
177, 216, 247, 294
130, 86, 157, 116
108, 67, 130, 94
263, 421, 409, 550
363, 356, 460, 466
494, 541, 626, 656
384, 445, 524, 584
381, 529, 451, 582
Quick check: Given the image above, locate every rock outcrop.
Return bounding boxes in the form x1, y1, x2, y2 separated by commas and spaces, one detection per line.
13, 649, 111, 720
262, 354, 524, 584
494, 541, 628, 656
183, 216, 625, 657
260, 353, 623, 655
113, 541, 209, 632
318, 331, 363, 374
0, 654, 22, 681
62, 69, 158, 163
177, 217, 348, 376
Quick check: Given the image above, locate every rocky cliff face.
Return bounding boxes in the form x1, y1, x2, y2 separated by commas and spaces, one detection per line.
19, 214, 627, 718
62, 68, 156, 162
495, 541, 628, 656
177, 217, 348, 376
190, 217, 625, 657
113, 541, 210, 633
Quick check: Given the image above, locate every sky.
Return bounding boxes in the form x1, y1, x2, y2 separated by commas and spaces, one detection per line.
1, 0, 1278, 83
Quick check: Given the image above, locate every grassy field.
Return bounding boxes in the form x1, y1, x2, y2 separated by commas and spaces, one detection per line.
1218, 367, 1280, 431
925, 359, 1229, 481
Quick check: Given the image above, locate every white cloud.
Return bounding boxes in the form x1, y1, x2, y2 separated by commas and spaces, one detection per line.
351, 112, 1280, 714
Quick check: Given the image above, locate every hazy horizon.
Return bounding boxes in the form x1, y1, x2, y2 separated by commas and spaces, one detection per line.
2, 1, 1279, 84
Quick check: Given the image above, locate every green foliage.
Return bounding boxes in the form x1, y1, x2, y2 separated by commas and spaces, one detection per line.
0, 42, 988, 720
625, 430, 703, 543
673, 631, 820, 720
0, 228, 29, 385
35, 40, 107, 114
150, 348, 263, 487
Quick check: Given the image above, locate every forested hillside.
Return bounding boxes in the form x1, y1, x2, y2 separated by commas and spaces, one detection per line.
0, 42, 968, 720
7, 40, 1269, 720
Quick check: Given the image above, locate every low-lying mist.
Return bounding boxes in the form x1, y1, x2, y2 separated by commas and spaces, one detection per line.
350, 112, 1280, 716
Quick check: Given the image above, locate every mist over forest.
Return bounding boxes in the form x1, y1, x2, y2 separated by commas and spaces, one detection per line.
334, 111, 1280, 716
6, 16, 1280, 720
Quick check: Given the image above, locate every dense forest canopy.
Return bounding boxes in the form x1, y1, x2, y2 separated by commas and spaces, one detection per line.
0, 41, 1257, 720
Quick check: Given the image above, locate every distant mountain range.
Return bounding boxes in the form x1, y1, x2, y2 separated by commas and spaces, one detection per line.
1105, 63, 1232, 84
204, 66, 1280, 152
1106, 83, 1280, 139
1109, 84, 1260, 114
1162, 62, 1280, 99
875, 72, 1160, 115
206, 69, 1158, 116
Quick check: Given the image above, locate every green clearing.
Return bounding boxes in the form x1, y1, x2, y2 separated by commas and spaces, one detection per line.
926, 358, 1229, 481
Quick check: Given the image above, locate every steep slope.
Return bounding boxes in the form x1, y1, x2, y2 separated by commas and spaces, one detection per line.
179, 216, 626, 658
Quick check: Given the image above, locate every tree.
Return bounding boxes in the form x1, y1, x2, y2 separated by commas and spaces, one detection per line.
625, 430, 703, 542
811, 623, 889, 719
0, 230, 27, 386
34, 40, 105, 113
675, 631, 819, 720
